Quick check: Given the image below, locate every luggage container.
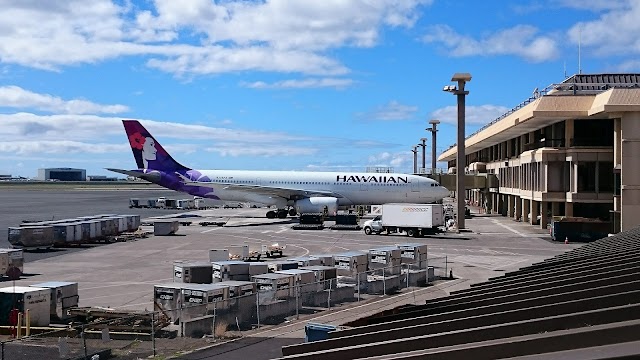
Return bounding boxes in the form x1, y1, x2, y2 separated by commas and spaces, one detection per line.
119, 215, 140, 232
334, 251, 368, 277
252, 273, 294, 302
300, 266, 337, 290
173, 261, 213, 284
147, 198, 158, 208
7, 226, 55, 249
219, 280, 257, 298
154, 220, 179, 236
182, 284, 230, 320
116, 217, 127, 233
0, 253, 8, 278
287, 256, 322, 267
52, 224, 75, 245
0, 248, 24, 276
101, 218, 118, 236
0, 286, 50, 326
396, 243, 428, 269
248, 262, 269, 276
368, 246, 402, 275
78, 222, 92, 242
275, 269, 321, 293
154, 283, 183, 323
212, 261, 250, 282
267, 261, 298, 273
308, 254, 334, 266
209, 249, 230, 262
30, 281, 79, 322
87, 220, 99, 240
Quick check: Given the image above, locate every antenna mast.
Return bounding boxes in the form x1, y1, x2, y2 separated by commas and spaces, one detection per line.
578, 26, 582, 74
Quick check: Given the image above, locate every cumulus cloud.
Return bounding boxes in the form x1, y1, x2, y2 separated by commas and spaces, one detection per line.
422, 24, 558, 62
367, 151, 411, 172
242, 78, 355, 90
430, 105, 510, 126
0, 86, 129, 114
0, 0, 430, 76
567, 1, 640, 57
359, 100, 419, 121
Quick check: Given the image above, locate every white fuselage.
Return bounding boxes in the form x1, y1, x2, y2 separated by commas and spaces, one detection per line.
193, 170, 450, 207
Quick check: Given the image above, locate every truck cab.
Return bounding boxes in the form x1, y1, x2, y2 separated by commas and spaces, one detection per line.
363, 215, 383, 235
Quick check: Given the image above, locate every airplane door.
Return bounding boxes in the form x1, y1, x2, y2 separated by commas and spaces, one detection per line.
411, 181, 420, 192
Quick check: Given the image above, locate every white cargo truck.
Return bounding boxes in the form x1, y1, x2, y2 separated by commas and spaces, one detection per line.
362, 203, 444, 237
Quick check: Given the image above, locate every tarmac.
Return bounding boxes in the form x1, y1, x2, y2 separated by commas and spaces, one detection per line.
0, 187, 582, 359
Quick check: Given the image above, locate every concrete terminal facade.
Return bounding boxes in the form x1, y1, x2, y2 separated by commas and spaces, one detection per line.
438, 74, 640, 234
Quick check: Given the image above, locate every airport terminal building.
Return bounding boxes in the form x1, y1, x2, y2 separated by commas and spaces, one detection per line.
438, 74, 640, 234
37, 168, 86, 181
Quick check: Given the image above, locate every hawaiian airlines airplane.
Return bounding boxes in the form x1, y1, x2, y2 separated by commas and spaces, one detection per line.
108, 120, 450, 218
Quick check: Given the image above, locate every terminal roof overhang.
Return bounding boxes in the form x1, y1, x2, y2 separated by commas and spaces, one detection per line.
438, 88, 640, 162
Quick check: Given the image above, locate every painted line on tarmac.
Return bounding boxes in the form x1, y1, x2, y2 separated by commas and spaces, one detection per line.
491, 219, 528, 237
201, 227, 222, 234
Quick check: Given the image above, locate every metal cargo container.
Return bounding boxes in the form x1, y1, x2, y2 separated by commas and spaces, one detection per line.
0, 248, 24, 275
252, 273, 294, 302
308, 254, 334, 266
101, 218, 118, 236
119, 215, 140, 232
275, 269, 321, 293
212, 261, 250, 282
173, 261, 213, 284
78, 222, 92, 242
30, 281, 79, 321
52, 224, 75, 245
182, 284, 230, 320
116, 217, 127, 233
154, 283, 183, 323
368, 246, 402, 275
248, 262, 269, 276
267, 261, 298, 273
65, 222, 83, 243
396, 243, 428, 269
0, 253, 8, 279
334, 251, 368, 276
0, 286, 51, 326
300, 266, 338, 290
7, 226, 55, 249
219, 280, 257, 298
209, 249, 230, 262
154, 220, 179, 236
87, 220, 98, 240
287, 256, 322, 267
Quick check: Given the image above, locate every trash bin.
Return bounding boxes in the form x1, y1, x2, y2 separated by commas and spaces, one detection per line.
304, 322, 337, 342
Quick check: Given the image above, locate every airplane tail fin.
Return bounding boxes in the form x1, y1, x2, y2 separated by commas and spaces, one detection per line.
122, 120, 189, 172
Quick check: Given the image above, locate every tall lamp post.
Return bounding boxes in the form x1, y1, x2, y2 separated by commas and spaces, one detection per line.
427, 119, 440, 174
411, 146, 418, 174
444, 73, 471, 230
419, 138, 427, 173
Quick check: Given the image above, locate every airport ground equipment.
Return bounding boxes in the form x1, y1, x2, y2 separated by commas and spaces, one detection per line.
0, 286, 51, 326
292, 213, 325, 230
30, 281, 79, 322
368, 246, 402, 275
0, 248, 24, 277
212, 261, 251, 282
267, 260, 299, 273
287, 256, 322, 267
252, 273, 295, 302
174, 261, 213, 284
330, 213, 362, 230
263, 243, 285, 258
226, 245, 262, 262
153, 220, 179, 236
199, 219, 227, 227
396, 243, 428, 269
550, 217, 611, 242
363, 203, 444, 237
300, 266, 338, 290
334, 251, 368, 283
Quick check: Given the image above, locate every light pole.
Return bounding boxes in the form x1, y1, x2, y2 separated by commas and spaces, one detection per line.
427, 119, 440, 174
411, 146, 418, 174
444, 73, 471, 230
419, 138, 427, 173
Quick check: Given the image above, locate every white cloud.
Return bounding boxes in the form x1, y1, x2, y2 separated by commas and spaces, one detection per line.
422, 24, 558, 62
359, 100, 419, 121
567, 1, 640, 57
430, 105, 510, 126
0, 140, 126, 155
0, 86, 129, 114
242, 78, 355, 90
0, 0, 430, 76
367, 151, 411, 172
205, 144, 318, 157
558, 0, 630, 11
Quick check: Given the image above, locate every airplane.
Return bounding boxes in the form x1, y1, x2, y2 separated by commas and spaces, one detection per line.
108, 120, 450, 219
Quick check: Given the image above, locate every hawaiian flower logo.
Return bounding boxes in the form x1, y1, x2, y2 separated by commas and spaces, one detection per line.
129, 132, 146, 150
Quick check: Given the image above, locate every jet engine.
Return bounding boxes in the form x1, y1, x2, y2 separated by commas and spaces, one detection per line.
295, 197, 339, 216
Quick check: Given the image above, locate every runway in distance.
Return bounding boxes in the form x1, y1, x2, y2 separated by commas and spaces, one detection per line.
108, 120, 450, 218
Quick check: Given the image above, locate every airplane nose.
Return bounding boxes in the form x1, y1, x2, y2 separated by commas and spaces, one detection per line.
440, 186, 450, 199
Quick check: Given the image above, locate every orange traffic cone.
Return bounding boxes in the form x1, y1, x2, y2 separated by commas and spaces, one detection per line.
564, 237, 569, 244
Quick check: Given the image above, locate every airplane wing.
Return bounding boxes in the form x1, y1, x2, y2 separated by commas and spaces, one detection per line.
174, 173, 345, 199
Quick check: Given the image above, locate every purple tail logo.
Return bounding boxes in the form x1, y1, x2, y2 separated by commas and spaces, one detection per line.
123, 120, 188, 172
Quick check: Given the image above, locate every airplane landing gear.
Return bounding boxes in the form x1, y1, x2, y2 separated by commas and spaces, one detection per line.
288, 208, 297, 216
266, 210, 276, 219
277, 209, 288, 218
266, 209, 289, 219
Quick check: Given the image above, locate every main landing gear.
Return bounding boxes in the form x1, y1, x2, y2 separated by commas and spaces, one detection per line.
266, 207, 296, 219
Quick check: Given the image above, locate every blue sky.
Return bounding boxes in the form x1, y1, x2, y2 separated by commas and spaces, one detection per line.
1, 0, 639, 177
